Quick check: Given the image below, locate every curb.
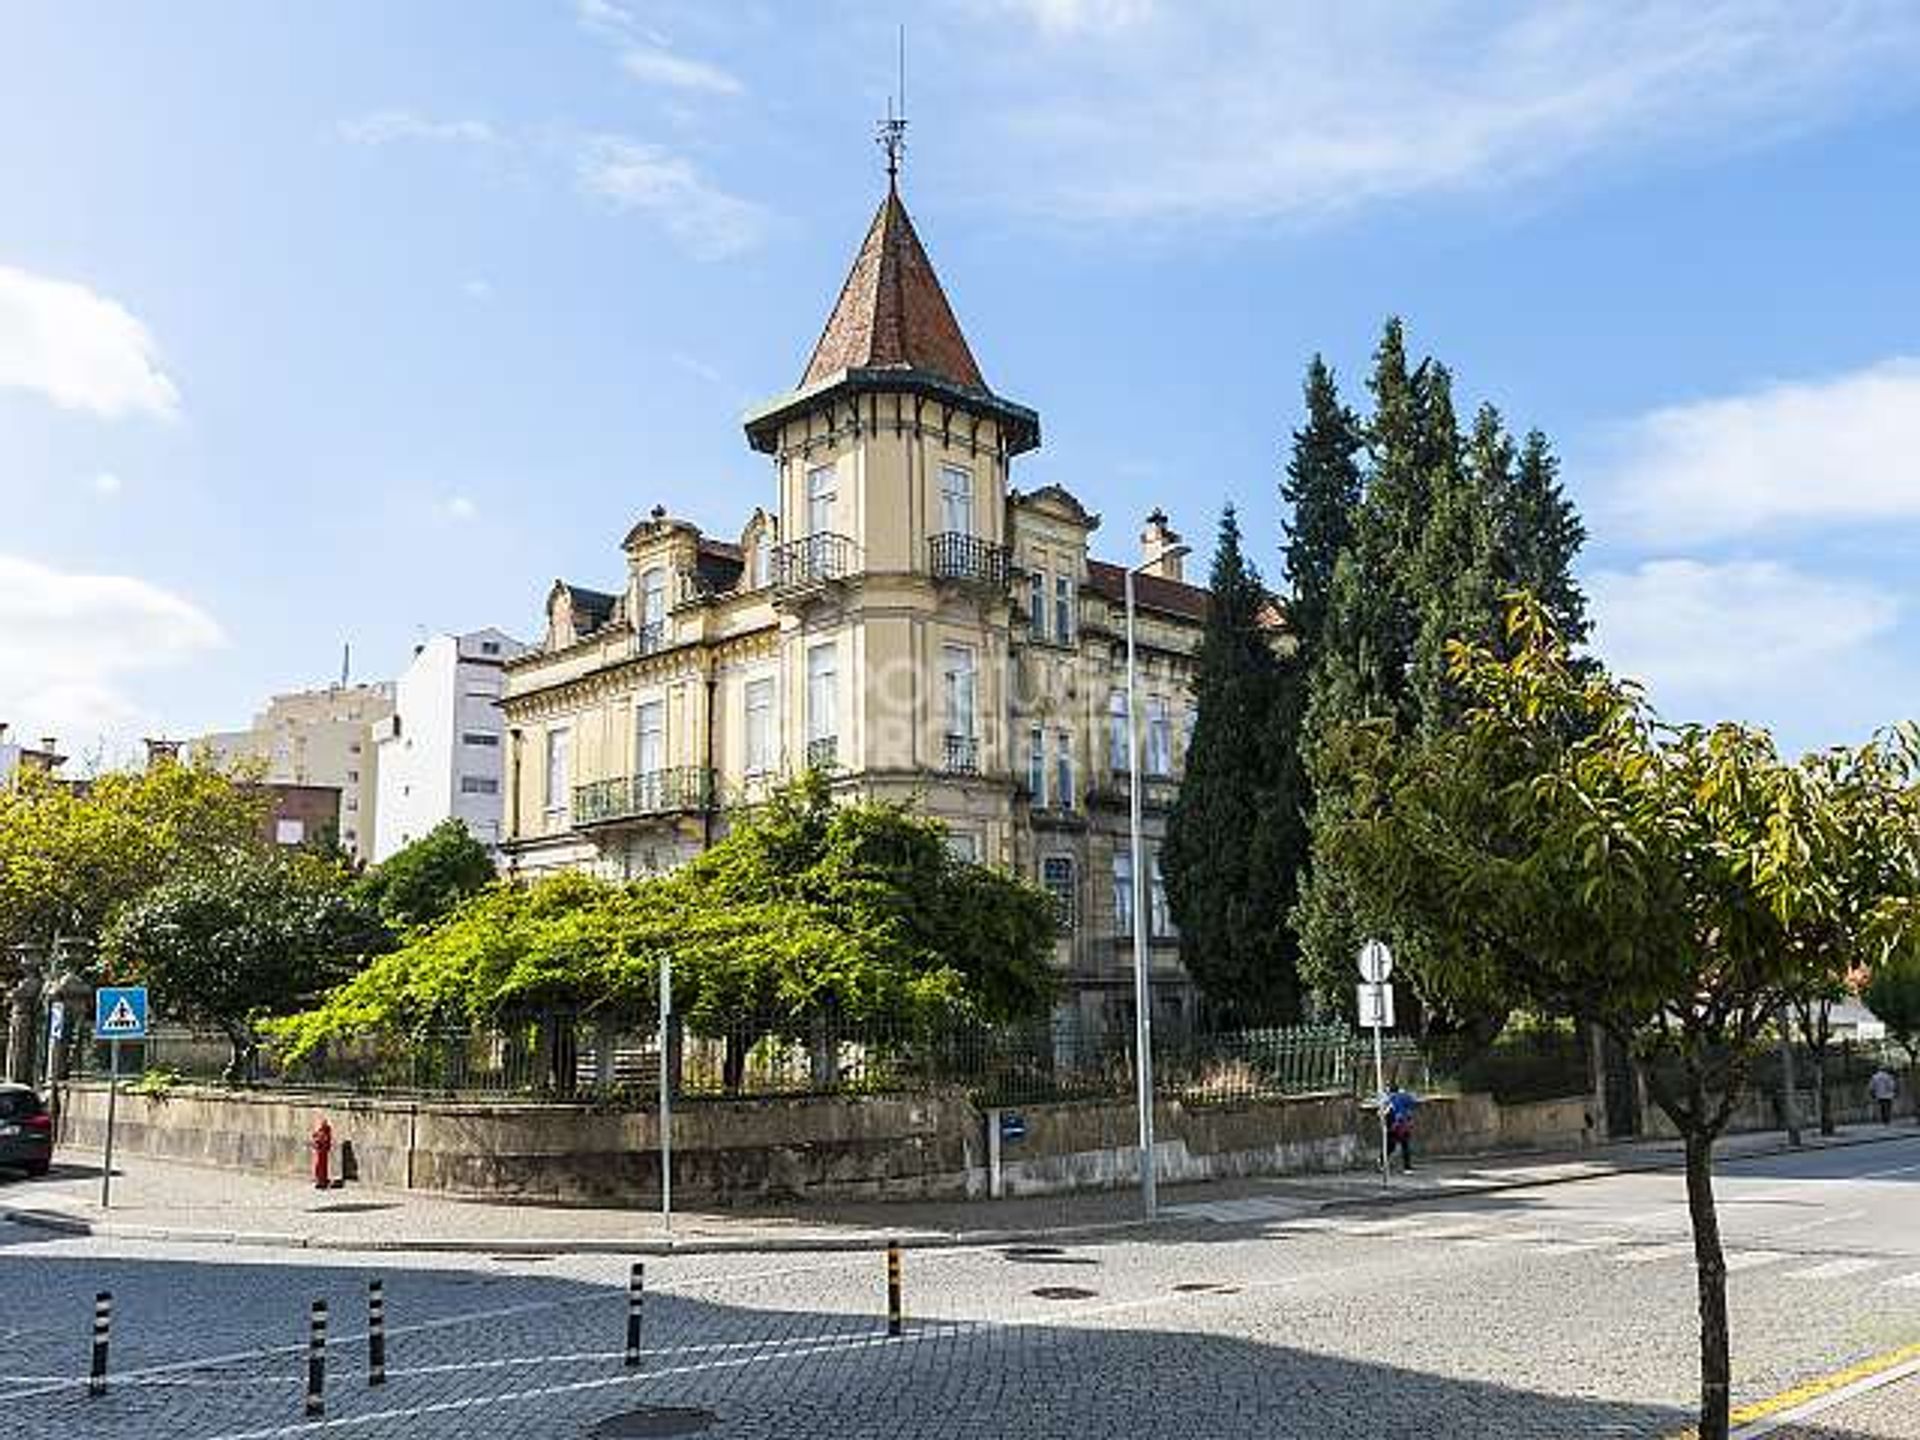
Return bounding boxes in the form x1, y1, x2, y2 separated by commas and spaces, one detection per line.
5, 1129, 1906, 1257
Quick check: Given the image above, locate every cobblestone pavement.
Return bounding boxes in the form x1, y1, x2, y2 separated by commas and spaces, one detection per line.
2, 1136, 1916, 1439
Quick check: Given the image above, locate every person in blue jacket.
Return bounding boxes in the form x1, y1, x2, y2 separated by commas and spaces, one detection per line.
1381, 1084, 1420, 1172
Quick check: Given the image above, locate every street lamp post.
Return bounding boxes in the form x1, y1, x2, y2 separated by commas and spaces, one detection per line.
1125, 543, 1188, 1221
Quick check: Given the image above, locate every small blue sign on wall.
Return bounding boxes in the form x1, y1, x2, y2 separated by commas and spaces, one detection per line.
94, 986, 149, 1041
999, 1111, 1028, 1145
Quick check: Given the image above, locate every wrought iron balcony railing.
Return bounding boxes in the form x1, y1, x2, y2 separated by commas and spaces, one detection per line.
805, 735, 839, 770
928, 533, 1009, 587
943, 733, 981, 775
633, 620, 666, 655
573, 767, 715, 826
771, 533, 858, 591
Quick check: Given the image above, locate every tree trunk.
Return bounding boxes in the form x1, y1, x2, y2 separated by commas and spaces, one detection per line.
809, 1015, 838, 1091
722, 1031, 748, 1096
1684, 1127, 1732, 1440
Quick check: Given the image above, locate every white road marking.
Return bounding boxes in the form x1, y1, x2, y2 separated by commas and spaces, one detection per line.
1883, 1271, 1920, 1290
1616, 1242, 1692, 1264
1724, 1250, 1793, 1273
1783, 1257, 1879, 1280
1731, 1352, 1920, 1438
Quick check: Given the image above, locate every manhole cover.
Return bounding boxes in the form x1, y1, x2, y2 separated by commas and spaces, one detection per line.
587, 1407, 717, 1438
1030, 1285, 1098, 1301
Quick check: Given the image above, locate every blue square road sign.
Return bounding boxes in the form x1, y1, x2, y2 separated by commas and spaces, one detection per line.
94, 986, 149, 1041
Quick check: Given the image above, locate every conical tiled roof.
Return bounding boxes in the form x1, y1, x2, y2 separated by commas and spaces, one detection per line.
801, 186, 985, 392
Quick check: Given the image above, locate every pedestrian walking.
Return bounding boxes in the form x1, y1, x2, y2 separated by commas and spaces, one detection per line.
1867, 1067, 1897, 1125
1380, 1083, 1420, 1173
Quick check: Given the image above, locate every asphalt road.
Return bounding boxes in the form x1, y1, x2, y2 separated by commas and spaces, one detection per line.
3, 1134, 1917, 1439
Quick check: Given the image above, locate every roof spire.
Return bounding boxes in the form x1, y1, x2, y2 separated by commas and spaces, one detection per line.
875, 24, 907, 188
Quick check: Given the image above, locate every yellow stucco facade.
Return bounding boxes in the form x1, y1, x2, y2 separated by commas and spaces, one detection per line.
501, 181, 1208, 1030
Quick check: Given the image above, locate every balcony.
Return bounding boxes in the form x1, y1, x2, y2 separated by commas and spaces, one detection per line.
942, 733, 981, 776
928, 533, 1009, 588
805, 735, 839, 770
573, 767, 715, 827
633, 620, 666, 655
771, 533, 858, 593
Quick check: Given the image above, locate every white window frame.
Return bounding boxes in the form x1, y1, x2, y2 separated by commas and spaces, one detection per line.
939, 463, 973, 537
942, 643, 977, 740
1054, 575, 1075, 646
544, 726, 572, 816
807, 465, 836, 536
1150, 851, 1174, 938
1041, 855, 1076, 932
1108, 690, 1129, 773
806, 641, 838, 744
744, 676, 775, 775
1053, 728, 1074, 810
1028, 571, 1047, 642
635, 698, 665, 775
1113, 850, 1134, 935
1147, 697, 1172, 776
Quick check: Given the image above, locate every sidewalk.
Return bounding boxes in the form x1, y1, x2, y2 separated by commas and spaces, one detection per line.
0, 1126, 1904, 1256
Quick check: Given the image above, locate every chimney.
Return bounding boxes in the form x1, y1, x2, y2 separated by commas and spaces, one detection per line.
0, 722, 9, 744
39, 737, 57, 756
1140, 508, 1185, 582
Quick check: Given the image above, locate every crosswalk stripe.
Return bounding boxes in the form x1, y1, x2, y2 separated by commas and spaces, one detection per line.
1785, 1258, 1880, 1281
1617, 1243, 1692, 1264
1884, 1272, 1920, 1290
1724, 1251, 1793, 1273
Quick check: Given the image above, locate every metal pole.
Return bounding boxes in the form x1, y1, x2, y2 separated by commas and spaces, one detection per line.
305, 1299, 327, 1418
1372, 1020, 1389, 1188
659, 952, 673, 1235
88, 1291, 111, 1397
100, 1040, 120, 1209
886, 1240, 903, 1336
367, 1278, 386, 1386
1779, 1013, 1802, 1147
1125, 566, 1156, 1220
625, 1262, 644, 1367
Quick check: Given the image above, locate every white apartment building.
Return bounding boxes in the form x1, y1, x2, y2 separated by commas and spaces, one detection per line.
374, 629, 529, 860
197, 684, 395, 862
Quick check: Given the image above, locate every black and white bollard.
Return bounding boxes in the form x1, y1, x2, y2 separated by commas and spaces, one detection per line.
624, 1262, 644, 1369
367, 1278, 386, 1387
305, 1299, 328, 1418
886, 1240, 903, 1338
88, 1292, 111, 1397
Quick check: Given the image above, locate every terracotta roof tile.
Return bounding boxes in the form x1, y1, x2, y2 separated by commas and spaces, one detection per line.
802, 187, 985, 392
1085, 559, 1211, 623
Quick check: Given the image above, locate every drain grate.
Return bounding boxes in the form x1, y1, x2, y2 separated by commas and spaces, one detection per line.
587, 1406, 718, 1438
1029, 1285, 1098, 1301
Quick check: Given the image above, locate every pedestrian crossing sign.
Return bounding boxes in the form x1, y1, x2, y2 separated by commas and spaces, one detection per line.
94, 986, 149, 1040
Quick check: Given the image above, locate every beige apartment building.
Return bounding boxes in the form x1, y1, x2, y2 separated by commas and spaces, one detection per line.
501, 176, 1208, 1031
198, 683, 394, 862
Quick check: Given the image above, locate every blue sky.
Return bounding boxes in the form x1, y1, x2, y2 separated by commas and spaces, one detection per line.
4, 0, 1919, 763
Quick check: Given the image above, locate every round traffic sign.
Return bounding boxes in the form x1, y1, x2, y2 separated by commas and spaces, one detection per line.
1358, 939, 1393, 983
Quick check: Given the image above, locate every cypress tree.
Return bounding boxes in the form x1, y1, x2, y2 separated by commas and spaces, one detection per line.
1281, 355, 1364, 658
1499, 428, 1590, 647
1161, 507, 1304, 1024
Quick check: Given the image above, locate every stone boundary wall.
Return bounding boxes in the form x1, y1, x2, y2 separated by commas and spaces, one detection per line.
50, 1082, 1620, 1206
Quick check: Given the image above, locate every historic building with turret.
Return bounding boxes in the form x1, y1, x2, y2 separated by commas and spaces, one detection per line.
500, 163, 1209, 1033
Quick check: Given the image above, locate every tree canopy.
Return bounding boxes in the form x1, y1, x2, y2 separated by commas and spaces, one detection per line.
354, 819, 496, 931
273, 775, 1058, 1061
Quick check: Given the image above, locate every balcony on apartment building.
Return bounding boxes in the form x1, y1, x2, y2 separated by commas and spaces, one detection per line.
804, 734, 839, 771
942, 732, 981, 776
928, 533, 1009, 588
573, 766, 716, 827
771, 533, 859, 595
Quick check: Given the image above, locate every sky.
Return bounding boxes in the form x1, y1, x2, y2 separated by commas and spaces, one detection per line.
3, 0, 1919, 764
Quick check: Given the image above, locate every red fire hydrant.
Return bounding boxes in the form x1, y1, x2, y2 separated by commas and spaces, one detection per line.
311, 1117, 333, 1191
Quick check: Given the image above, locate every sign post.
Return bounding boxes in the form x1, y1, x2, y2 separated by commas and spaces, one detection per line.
1357, 943, 1395, 1189
45, 1000, 65, 1089
93, 987, 148, 1210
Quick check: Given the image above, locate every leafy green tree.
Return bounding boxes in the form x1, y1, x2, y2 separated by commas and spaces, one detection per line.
1162, 509, 1305, 1023
1497, 427, 1590, 647
1316, 599, 1920, 1440
1280, 355, 1364, 657
274, 776, 1058, 1089
355, 819, 496, 930
104, 849, 391, 1082
1864, 956, 1920, 1071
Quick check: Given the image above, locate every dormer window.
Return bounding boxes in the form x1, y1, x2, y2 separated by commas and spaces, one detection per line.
638, 567, 666, 652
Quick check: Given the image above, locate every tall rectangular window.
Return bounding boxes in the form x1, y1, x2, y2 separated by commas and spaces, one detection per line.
1028, 571, 1047, 642
1113, 850, 1134, 935
1147, 698, 1172, 776
745, 677, 774, 774
807, 465, 836, 536
635, 699, 665, 774
1054, 576, 1075, 645
942, 644, 976, 738
1054, 729, 1074, 809
1108, 690, 1129, 772
806, 642, 838, 744
1042, 856, 1076, 931
1028, 725, 1045, 801
545, 726, 571, 815
1150, 852, 1173, 938
639, 567, 666, 649
940, 464, 973, 536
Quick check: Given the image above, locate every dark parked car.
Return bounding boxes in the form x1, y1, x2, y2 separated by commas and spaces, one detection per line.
0, 1082, 53, 1177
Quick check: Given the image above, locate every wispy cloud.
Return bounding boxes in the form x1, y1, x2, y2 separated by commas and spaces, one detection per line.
670, 351, 722, 384
338, 110, 497, 147
1588, 558, 1909, 748
0, 264, 180, 421
0, 553, 224, 747
965, 1, 1920, 224
444, 495, 477, 521
1592, 358, 1920, 543
462, 278, 494, 302
92, 471, 123, 497
620, 45, 744, 95
576, 136, 769, 260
